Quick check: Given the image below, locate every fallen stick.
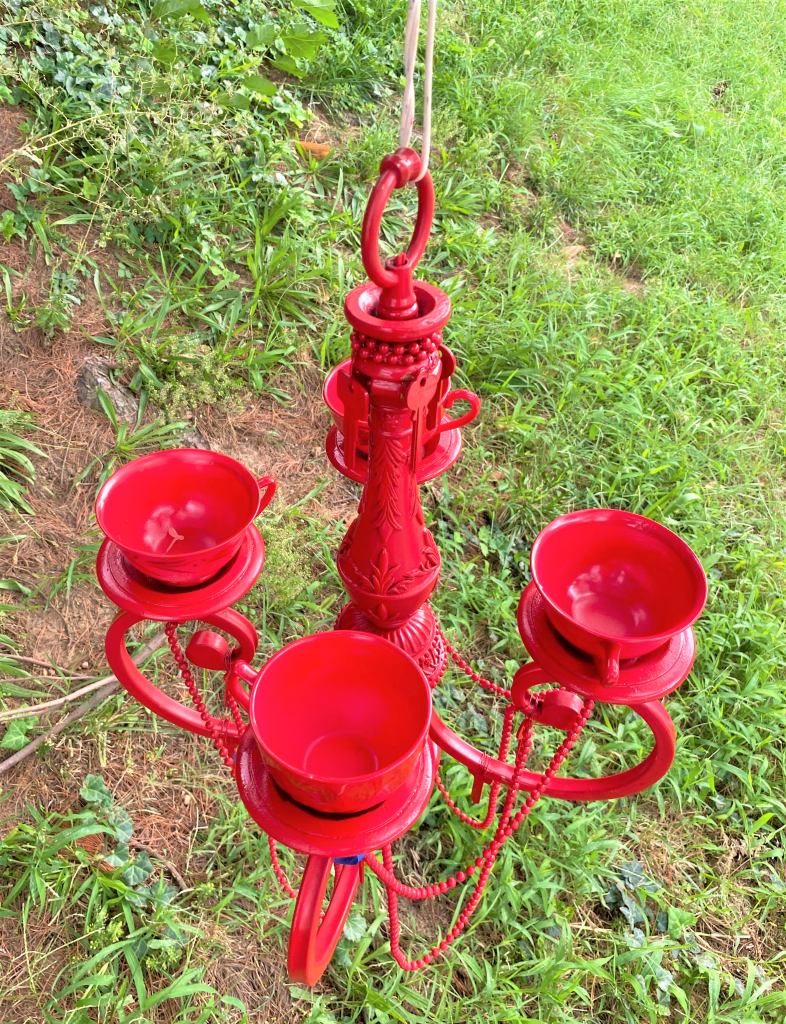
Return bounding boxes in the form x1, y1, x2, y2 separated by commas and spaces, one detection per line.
0, 676, 125, 723
0, 653, 82, 673
0, 674, 95, 685
128, 837, 189, 891
0, 632, 167, 775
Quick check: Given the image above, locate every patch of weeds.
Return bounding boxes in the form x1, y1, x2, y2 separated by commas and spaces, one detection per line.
75, 389, 188, 489
0, 409, 45, 514
129, 333, 243, 418
31, 267, 81, 340
0, 772, 229, 1021
259, 514, 315, 607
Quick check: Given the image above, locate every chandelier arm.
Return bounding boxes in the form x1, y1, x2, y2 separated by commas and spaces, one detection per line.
287, 855, 362, 986
429, 699, 676, 802
105, 610, 250, 740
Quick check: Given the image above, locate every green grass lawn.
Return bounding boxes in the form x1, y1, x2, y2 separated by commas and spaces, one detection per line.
1, 0, 786, 1021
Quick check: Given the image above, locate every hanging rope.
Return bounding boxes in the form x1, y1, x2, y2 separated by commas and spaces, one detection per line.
398, 0, 437, 181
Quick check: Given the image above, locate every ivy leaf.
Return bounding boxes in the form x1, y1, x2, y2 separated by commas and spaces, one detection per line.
342, 912, 367, 942
104, 841, 130, 868
149, 880, 179, 906
334, 937, 353, 966
80, 773, 113, 810
246, 23, 278, 49
693, 951, 719, 970
151, 0, 210, 22
108, 806, 133, 844
618, 888, 646, 926
241, 75, 277, 97
622, 927, 645, 948
667, 906, 696, 940
124, 887, 149, 908
162, 923, 187, 948
620, 859, 659, 892
122, 850, 155, 886
292, 0, 339, 29
0, 715, 37, 751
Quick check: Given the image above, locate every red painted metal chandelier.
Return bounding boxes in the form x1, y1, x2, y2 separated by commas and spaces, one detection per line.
96, 148, 707, 985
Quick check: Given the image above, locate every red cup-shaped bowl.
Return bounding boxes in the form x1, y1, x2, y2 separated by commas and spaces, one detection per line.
530, 509, 707, 686
95, 449, 276, 587
323, 360, 369, 452
249, 631, 431, 814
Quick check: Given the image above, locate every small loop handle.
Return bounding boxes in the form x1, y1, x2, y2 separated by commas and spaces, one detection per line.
255, 476, 277, 516
435, 389, 481, 434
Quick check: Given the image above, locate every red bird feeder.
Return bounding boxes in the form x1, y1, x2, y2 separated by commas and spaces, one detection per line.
96, 148, 707, 985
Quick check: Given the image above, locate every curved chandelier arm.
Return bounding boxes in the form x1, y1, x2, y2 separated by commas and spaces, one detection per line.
287, 855, 362, 986
105, 610, 256, 740
429, 699, 676, 802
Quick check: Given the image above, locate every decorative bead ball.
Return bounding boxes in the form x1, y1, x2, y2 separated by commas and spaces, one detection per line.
351, 332, 443, 366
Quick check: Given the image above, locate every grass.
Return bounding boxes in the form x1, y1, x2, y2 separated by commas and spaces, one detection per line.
1, 0, 786, 1021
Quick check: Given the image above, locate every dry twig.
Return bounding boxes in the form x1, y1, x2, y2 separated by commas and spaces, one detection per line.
0, 632, 167, 775
128, 837, 189, 891
0, 675, 125, 723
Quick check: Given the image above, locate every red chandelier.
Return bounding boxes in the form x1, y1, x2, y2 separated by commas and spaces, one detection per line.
95, 148, 707, 986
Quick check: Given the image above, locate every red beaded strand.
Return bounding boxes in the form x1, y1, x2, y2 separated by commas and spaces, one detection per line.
268, 836, 299, 900
368, 700, 595, 970
165, 623, 238, 777
434, 619, 512, 699
164, 626, 299, 905
435, 703, 517, 829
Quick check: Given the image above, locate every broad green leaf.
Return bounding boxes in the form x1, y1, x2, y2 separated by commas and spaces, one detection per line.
242, 75, 277, 97
246, 23, 278, 49
342, 912, 367, 941
151, 0, 209, 22
0, 715, 37, 751
293, 0, 339, 29
215, 92, 251, 111
81, 773, 113, 810
281, 26, 327, 60
271, 55, 306, 78
152, 43, 176, 65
